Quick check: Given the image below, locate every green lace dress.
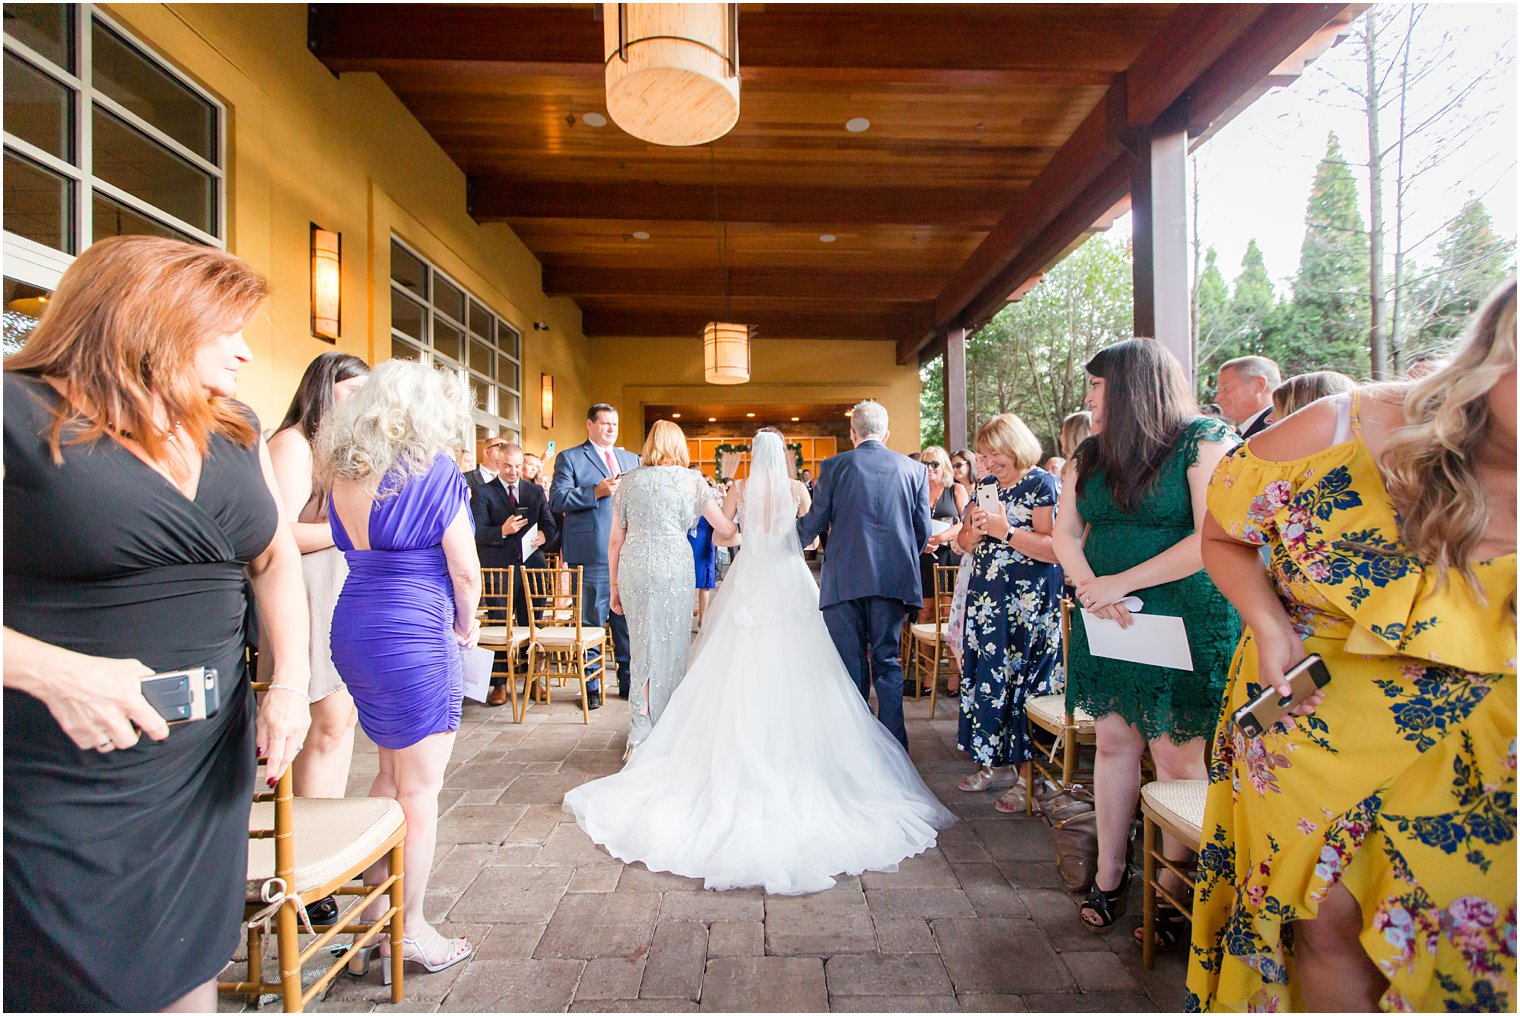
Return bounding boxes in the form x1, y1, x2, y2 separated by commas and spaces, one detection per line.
1068, 417, 1241, 741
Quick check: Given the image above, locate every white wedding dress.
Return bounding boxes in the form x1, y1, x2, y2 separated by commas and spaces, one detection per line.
563, 432, 955, 895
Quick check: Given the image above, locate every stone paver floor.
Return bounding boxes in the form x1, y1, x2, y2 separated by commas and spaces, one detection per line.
221, 687, 1188, 1013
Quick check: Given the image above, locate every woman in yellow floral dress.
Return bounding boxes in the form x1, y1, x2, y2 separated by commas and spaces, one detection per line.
1189, 279, 1516, 1012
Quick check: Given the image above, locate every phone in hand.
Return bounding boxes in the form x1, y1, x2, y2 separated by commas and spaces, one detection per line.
975, 479, 1001, 515
1232, 655, 1331, 737
140, 667, 220, 724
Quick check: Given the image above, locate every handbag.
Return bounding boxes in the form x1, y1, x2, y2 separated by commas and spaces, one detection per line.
1037, 783, 1098, 894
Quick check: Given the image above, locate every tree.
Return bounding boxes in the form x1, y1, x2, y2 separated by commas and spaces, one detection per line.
919, 356, 945, 448
1404, 197, 1515, 353
1290, 133, 1371, 376
1192, 247, 1232, 395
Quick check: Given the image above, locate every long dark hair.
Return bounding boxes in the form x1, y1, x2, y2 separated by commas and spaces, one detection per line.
1073, 339, 1200, 512
277, 351, 370, 440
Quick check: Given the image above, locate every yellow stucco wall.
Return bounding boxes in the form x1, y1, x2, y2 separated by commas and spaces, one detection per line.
98, 3, 594, 455
96, 4, 920, 456
591, 337, 921, 453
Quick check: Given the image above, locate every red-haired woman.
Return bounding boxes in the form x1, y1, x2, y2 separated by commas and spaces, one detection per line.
3, 236, 310, 1011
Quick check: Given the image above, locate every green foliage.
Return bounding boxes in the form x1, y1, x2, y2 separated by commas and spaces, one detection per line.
1288, 133, 1371, 376
1405, 198, 1516, 355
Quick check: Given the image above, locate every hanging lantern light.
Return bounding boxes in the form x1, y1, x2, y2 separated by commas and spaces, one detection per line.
703, 321, 750, 384
604, 3, 740, 147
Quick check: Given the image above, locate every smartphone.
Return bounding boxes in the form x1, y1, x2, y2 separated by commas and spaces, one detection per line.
975, 479, 1001, 514
1232, 655, 1331, 738
140, 667, 220, 724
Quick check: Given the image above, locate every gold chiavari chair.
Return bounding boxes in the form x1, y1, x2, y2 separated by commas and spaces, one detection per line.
906, 563, 961, 719
519, 564, 607, 724
479, 567, 531, 717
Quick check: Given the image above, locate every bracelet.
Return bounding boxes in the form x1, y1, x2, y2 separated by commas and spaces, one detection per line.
265, 683, 311, 703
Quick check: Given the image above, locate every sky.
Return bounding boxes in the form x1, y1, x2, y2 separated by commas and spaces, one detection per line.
1107, 3, 1517, 292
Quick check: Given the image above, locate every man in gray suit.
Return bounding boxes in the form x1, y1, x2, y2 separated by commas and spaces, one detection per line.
796, 400, 929, 748
549, 403, 641, 707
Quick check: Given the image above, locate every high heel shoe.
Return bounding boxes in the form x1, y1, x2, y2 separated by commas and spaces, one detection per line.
375, 928, 472, 985
1078, 867, 1133, 932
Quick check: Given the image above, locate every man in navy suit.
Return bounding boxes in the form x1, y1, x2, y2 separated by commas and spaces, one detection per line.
549, 403, 640, 708
474, 442, 556, 706
796, 400, 929, 748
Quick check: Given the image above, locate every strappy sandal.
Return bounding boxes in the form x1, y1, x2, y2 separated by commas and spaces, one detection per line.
993, 783, 1028, 813
361, 926, 472, 985
957, 767, 1019, 792
1078, 868, 1132, 932
1134, 904, 1190, 951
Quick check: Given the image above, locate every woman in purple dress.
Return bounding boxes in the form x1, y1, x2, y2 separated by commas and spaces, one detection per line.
317, 360, 481, 977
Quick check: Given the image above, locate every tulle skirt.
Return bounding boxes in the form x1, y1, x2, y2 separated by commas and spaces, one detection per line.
563, 542, 956, 895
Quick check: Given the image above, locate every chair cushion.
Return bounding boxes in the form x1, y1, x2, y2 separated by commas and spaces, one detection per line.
1140, 779, 1207, 847
248, 796, 405, 897
533, 626, 605, 647
909, 622, 942, 641
479, 625, 530, 647
1026, 693, 1096, 733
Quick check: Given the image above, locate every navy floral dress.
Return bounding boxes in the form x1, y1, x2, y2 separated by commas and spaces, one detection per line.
957, 468, 1065, 768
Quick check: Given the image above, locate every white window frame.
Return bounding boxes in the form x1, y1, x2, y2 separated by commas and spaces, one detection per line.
388, 235, 523, 441
2, 3, 227, 292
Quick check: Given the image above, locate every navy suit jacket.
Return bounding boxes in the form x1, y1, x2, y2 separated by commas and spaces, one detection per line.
473, 476, 556, 570
796, 439, 930, 609
548, 440, 640, 567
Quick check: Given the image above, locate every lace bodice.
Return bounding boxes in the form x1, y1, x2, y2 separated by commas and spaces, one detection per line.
613, 466, 712, 543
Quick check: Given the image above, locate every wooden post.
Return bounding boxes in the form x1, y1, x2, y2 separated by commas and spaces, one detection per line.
944, 325, 968, 452
1130, 118, 1192, 380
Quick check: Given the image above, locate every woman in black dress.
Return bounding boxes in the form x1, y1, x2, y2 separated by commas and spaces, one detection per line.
3, 236, 311, 1011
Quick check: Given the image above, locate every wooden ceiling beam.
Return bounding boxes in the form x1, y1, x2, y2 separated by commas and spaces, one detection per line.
582, 305, 933, 342
308, 4, 1162, 78
912, 3, 1343, 364
544, 266, 942, 301
471, 179, 1010, 228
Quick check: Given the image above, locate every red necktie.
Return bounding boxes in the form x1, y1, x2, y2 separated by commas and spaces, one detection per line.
505, 482, 517, 510
604, 449, 618, 477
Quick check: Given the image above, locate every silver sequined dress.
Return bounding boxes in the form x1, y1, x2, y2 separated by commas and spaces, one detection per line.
614, 466, 713, 747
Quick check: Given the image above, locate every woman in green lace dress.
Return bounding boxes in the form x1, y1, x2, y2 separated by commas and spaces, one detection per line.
1053, 339, 1241, 937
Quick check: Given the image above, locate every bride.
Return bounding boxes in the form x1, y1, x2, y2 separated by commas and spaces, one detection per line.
563, 431, 955, 895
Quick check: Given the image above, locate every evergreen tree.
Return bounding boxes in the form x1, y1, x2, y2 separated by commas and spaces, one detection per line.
1289, 133, 1371, 376
1193, 248, 1232, 397
1406, 198, 1515, 352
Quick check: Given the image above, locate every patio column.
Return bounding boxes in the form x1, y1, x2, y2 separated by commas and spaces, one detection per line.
944, 325, 968, 453
1130, 117, 1192, 379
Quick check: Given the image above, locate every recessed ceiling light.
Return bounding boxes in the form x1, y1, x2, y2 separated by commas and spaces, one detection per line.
745, 412, 755, 418
630, 230, 650, 240
671, 412, 681, 418
708, 417, 717, 422
583, 112, 608, 128
790, 416, 800, 422
845, 117, 871, 133
819, 234, 837, 243
845, 409, 853, 417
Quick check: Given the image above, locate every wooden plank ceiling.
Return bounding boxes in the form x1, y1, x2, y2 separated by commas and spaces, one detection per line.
309, 3, 1351, 363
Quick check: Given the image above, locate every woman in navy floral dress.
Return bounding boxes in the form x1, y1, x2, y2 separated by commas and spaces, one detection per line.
954, 414, 1065, 811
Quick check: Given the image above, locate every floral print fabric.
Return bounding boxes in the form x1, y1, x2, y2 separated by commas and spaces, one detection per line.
956, 469, 1064, 768
1188, 398, 1517, 1012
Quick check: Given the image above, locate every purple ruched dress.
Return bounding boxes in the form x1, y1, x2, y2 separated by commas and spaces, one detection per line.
330, 454, 469, 749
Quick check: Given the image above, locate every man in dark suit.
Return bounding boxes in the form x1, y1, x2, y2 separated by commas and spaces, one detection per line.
1214, 355, 1282, 439
464, 437, 508, 497
549, 403, 641, 708
796, 400, 929, 748
473, 442, 556, 706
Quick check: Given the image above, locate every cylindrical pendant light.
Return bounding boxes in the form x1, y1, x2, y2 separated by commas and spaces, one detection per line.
604, 4, 740, 147
703, 321, 750, 384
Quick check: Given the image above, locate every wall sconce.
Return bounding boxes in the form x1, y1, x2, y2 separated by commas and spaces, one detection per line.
532, 320, 550, 331
540, 373, 555, 429
310, 224, 341, 342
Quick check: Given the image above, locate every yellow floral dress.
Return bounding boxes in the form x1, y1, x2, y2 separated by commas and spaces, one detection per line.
1187, 397, 1517, 1013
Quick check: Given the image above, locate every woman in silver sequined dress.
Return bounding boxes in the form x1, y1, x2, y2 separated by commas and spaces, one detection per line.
609, 420, 737, 750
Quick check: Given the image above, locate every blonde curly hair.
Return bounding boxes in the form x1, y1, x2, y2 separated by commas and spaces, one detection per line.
315, 358, 474, 496
1378, 277, 1515, 597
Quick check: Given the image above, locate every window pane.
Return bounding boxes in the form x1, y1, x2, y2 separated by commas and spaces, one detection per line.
498, 322, 520, 359
499, 358, 519, 391
4, 52, 74, 162
4, 150, 73, 252
391, 288, 426, 342
468, 298, 490, 336
390, 240, 427, 299
468, 374, 489, 413
91, 21, 215, 162
92, 105, 215, 233
92, 191, 197, 245
469, 336, 493, 375
2, 4, 74, 73
390, 336, 422, 363
433, 276, 464, 324
497, 389, 520, 423
3, 276, 51, 356
433, 317, 463, 364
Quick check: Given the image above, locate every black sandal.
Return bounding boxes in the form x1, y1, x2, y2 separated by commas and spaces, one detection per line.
1078, 868, 1131, 931
1134, 905, 1189, 951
